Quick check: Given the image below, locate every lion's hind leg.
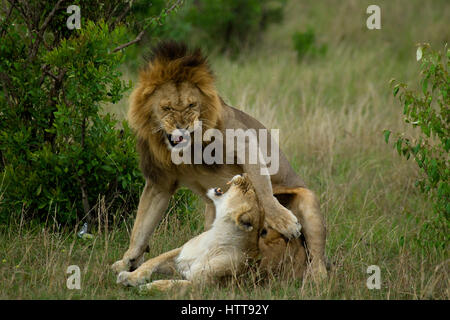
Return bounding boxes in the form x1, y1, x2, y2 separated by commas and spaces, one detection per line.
273, 186, 327, 279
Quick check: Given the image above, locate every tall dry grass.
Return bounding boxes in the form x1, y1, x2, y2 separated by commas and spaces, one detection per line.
1, 0, 448, 299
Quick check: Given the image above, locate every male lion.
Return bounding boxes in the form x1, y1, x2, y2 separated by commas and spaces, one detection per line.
258, 225, 308, 279
116, 174, 265, 291
112, 41, 327, 278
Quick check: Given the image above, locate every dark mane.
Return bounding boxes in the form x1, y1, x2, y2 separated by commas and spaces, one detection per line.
146, 40, 188, 62
144, 40, 213, 80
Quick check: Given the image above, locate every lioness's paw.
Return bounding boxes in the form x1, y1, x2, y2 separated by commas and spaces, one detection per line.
138, 281, 167, 293
266, 204, 301, 239
139, 280, 190, 293
116, 271, 145, 287
117, 271, 131, 286
111, 259, 130, 274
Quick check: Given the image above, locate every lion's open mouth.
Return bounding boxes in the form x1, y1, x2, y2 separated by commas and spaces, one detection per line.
166, 133, 184, 147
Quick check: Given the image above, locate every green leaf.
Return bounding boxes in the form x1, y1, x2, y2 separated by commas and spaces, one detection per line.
36, 185, 42, 196
101, 165, 113, 172
396, 139, 403, 155
422, 78, 428, 95
393, 86, 399, 97
383, 130, 391, 143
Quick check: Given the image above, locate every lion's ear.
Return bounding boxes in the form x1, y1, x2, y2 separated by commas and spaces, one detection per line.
142, 85, 156, 98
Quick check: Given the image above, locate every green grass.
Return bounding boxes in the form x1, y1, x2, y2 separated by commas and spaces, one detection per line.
1, 0, 449, 299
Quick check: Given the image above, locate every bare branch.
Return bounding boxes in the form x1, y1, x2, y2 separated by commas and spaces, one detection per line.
109, 0, 132, 30
78, 117, 94, 231
112, 30, 144, 53
0, 0, 16, 37
29, 0, 64, 60
43, 67, 66, 146
14, 1, 34, 32
39, 0, 64, 32
44, 66, 66, 83
105, 0, 123, 25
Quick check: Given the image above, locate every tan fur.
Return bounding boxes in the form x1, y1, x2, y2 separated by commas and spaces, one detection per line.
270, 186, 327, 279
258, 226, 307, 279
112, 41, 327, 279
116, 174, 263, 290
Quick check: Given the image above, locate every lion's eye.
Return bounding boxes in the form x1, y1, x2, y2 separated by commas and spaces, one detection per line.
162, 106, 172, 112
188, 103, 196, 108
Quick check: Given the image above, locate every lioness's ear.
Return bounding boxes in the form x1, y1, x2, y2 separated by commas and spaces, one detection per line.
230, 206, 254, 232
237, 213, 253, 232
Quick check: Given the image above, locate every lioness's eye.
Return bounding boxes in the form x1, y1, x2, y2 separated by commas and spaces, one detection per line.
162, 106, 171, 111
188, 103, 196, 108
242, 221, 252, 228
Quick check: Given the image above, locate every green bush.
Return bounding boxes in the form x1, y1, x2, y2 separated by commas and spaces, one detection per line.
385, 44, 449, 249
0, 1, 183, 226
187, 0, 286, 54
292, 28, 328, 61
129, 0, 287, 57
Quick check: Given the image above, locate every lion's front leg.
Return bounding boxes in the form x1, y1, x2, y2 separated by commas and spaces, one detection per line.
112, 181, 174, 274
230, 134, 301, 239
243, 163, 301, 239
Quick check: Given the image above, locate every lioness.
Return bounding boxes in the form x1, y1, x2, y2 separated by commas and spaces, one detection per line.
112, 41, 327, 278
116, 174, 264, 291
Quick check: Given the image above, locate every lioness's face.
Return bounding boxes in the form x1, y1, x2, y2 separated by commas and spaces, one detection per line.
207, 174, 262, 233
151, 81, 202, 148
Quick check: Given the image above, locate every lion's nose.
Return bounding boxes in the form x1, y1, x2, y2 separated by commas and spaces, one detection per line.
176, 124, 189, 130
